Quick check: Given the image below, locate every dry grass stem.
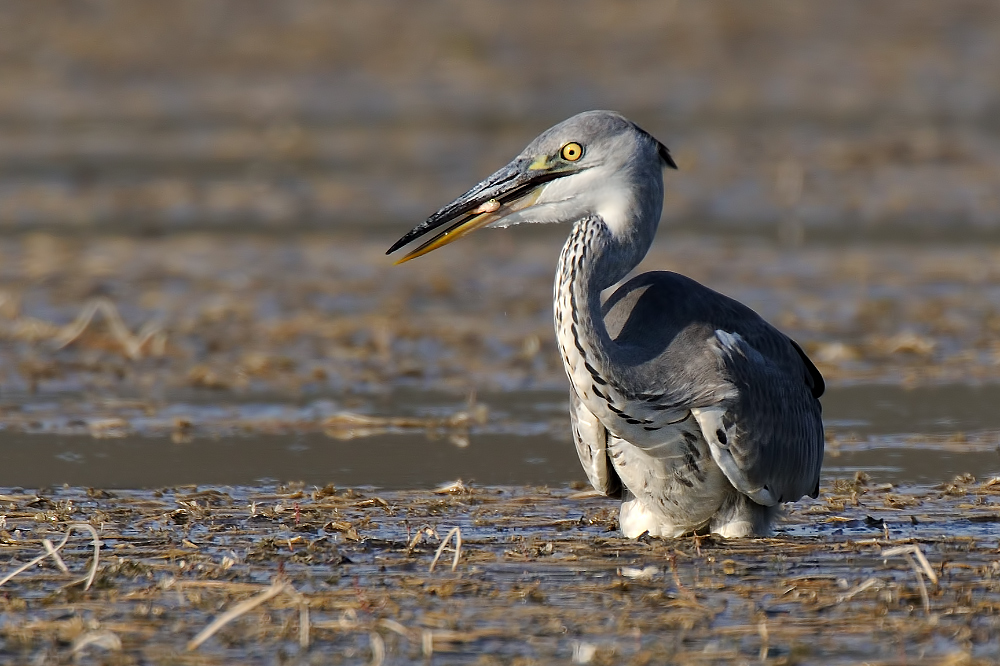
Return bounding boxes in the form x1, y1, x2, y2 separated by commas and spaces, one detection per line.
882, 544, 937, 615
882, 545, 940, 584
378, 619, 415, 641
187, 580, 290, 651
71, 630, 123, 655
837, 577, 882, 602
52, 297, 166, 359
406, 525, 438, 554
619, 565, 659, 581
299, 600, 310, 649
429, 526, 462, 573
0, 523, 101, 591
323, 403, 487, 441
74, 523, 102, 590
0, 552, 59, 590
369, 631, 386, 666
42, 539, 69, 574
572, 640, 597, 664
277, 583, 311, 649
757, 620, 769, 662
906, 551, 932, 615
433, 479, 467, 494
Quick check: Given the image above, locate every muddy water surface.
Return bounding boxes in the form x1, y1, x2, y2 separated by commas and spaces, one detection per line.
0, 385, 999, 490
4, 233, 1000, 492
3, 233, 1000, 664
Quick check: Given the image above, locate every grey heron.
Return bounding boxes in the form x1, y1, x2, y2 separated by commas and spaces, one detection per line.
387, 110, 824, 538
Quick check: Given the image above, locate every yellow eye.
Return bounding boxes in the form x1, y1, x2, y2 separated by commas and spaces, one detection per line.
560, 142, 583, 162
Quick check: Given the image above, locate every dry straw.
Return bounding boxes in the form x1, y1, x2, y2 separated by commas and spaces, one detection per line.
428, 526, 463, 573
187, 578, 311, 651
0, 522, 101, 591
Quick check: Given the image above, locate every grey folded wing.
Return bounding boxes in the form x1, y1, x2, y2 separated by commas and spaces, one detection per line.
692, 330, 824, 506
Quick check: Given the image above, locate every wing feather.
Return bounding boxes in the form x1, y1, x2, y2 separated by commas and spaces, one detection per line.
694, 330, 823, 504
600, 271, 824, 506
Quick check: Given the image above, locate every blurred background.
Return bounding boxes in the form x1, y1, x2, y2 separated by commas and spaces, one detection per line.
1, 0, 998, 237
1, 0, 1000, 487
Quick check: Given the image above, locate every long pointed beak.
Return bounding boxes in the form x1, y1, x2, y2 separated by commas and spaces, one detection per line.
386, 158, 571, 263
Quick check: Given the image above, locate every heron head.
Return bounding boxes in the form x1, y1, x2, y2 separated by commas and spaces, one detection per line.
387, 110, 677, 263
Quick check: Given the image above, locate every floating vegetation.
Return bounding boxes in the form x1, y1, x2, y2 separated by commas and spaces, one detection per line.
0, 480, 997, 663
4, 234, 1000, 399
323, 401, 488, 443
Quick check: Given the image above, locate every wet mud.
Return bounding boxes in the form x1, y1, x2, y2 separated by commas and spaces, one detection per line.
0, 478, 999, 664
2, 233, 1000, 663
5, 233, 1000, 400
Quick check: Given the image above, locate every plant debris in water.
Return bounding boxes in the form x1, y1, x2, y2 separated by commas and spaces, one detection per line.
5, 235, 1000, 410
0, 476, 998, 664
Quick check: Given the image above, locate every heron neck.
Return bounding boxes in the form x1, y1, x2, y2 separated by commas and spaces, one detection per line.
554, 215, 645, 391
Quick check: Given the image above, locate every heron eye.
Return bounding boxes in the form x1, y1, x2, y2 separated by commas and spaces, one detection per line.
560, 142, 583, 162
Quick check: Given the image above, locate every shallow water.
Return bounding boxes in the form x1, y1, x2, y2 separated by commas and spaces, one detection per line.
2, 385, 999, 490
4, 237, 1000, 665
1, 479, 998, 664
4, 232, 1000, 493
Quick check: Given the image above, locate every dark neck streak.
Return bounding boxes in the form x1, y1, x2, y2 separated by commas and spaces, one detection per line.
556, 216, 629, 399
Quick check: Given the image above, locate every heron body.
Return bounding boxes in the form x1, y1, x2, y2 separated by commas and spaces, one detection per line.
388, 110, 824, 538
